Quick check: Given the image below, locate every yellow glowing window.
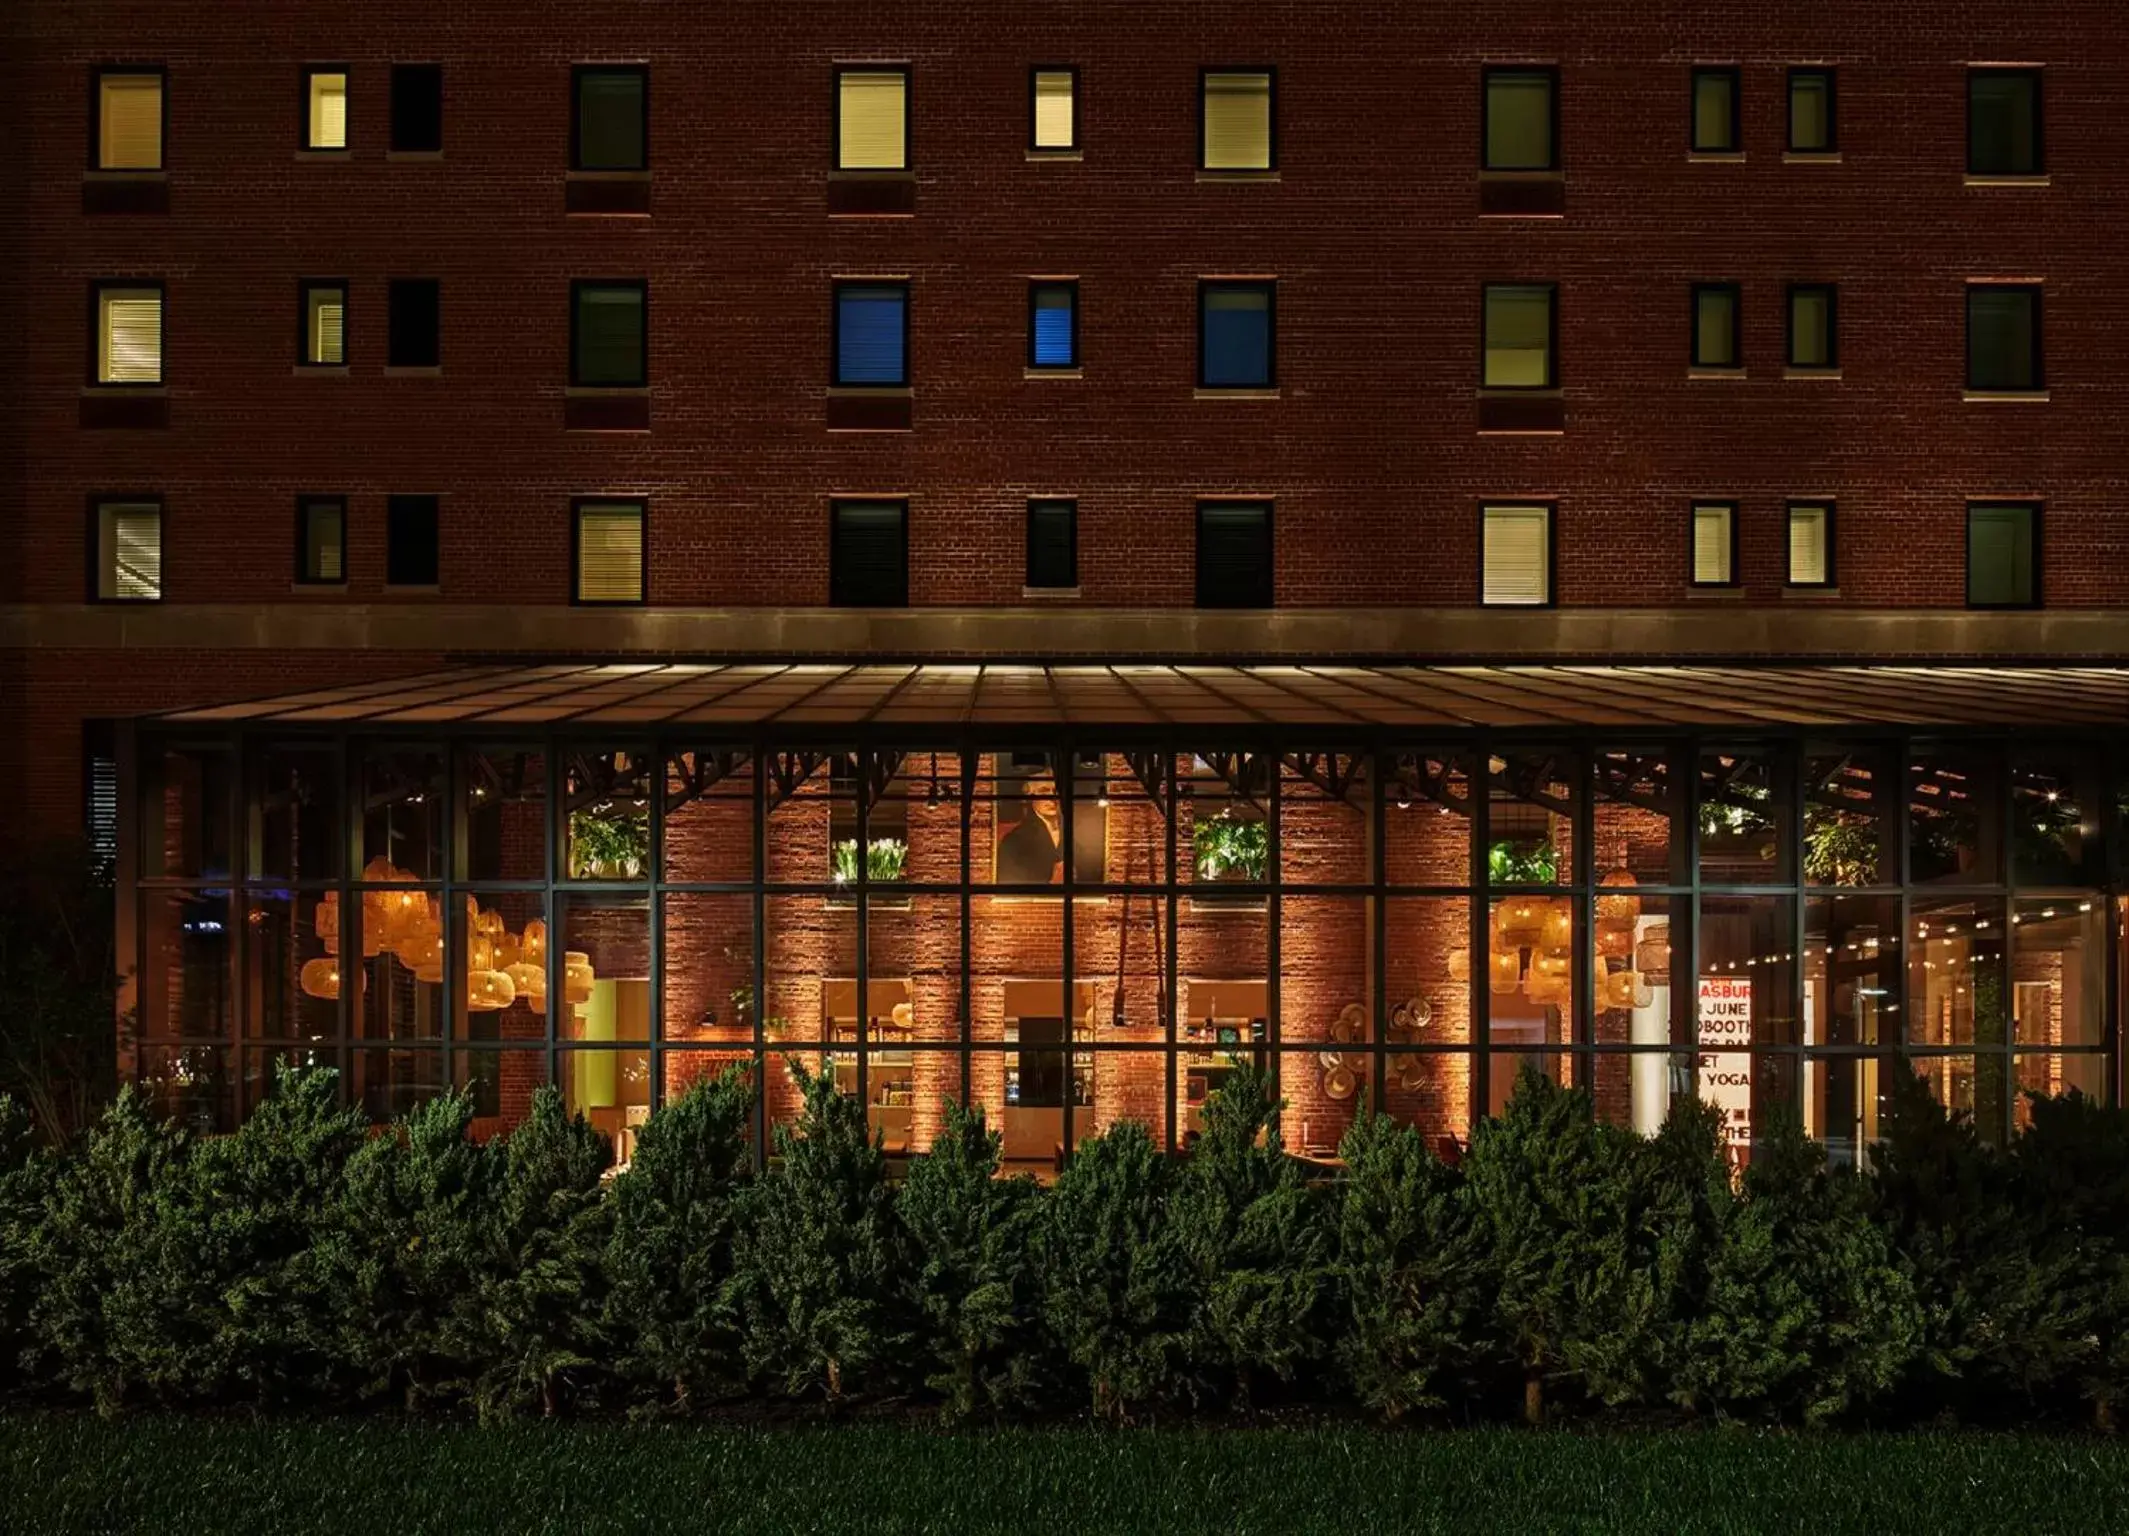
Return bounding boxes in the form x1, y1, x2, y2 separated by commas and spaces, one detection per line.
307, 70, 348, 150
98, 501, 162, 601
1788, 503, 1832, 586
1033, 69, 1077, 150
1201, 71, 1272, 170
576, 501, 645, 603
304, 284, 345, 365
97, 286, 162, 384
97, 72, 163, 170
1483, 505, 1552, 606
1482, 284, 1556, 388
837, 68, 908, 170
1484, 69, 1557, 171
1693, 504, 1736, 585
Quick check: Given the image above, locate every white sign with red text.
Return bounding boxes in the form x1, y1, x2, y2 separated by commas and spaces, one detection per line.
1697, 976, 1753, 1152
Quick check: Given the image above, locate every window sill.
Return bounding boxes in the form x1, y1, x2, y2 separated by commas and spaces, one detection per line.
1783, 585, 1841, 598
81, 172, 169, 213
1687, 151, 1746, 164
565, 391, 651, 431
296, 148, 352, 162
1025, 367, 1083, 380
382, 366, 443, 378
1783, 367, 1843, 381
1026, 148, 1083, 162
1196, 169, 1279, 183
1022, 585, 1082, 599
293, 364, 350, 377
1194, 387, 1280, 400
1687, 367, 1747, 381
1964, 390, 2050, 403
826, 390, 914, 431
1782, 151, 1842, 164
566, 172, 653, 214
291, 582, 348, 595
1684, 585, 1746, 599
1965, 173, 2050, 187
1478, 171, 1566, 216
385, 150, 444, 163
828, 171, 917, 216
79, 388, 168, 429
383, 584, 442, 596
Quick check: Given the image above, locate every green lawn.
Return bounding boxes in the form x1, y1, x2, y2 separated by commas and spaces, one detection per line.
3, 1415, 2125, 1534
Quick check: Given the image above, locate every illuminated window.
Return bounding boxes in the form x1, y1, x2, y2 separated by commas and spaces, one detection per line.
1788, 68, 1836, 153
1200, 69, 1273, 170
1482, 504, 1552, 606
94, 499, 162, 601
94, 283, 162, 384
1198, 281, 1274, 388
1031, 67, 1078, 151
300, 281, 346, 366
1484, 67, 1557, 171
1968, 502, 2039, 608
1969, 68, 2042, 177
389, 63, 442, 154
573, 66, 647, 170
1786, 284, 1838, 370
296, 496, 346, 584
836, 66, 909, 170
833, 282, 909, 387
1692, 503, 1738, 587
95, 69, 163, 170
574, 500, 646, 604
571, 280, 647, 387
1691, 67, 1740, 154
1787, 502, 1834, 587
1028, 282, 1078, 370
1196, 501, 1272, 608
304, 67, 349, 151
1482, 283, 1556, 388
1692, 283, 1741, 369
1026, 499, 1078, 589
831, 500, 909, 607
1968, 285, 2043, 393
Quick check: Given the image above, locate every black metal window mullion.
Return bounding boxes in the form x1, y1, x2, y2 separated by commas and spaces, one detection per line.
647, 749, 666, 1116
1060, 740, 1076, 1162
1571, 745, 1593, 1088
959, 745, 973, 1110
1266, 750, 1283, 1118
751, 746, 768, 1170
854, 749, 871, 1120
1165, 747, 1180, 1154
1371, 748, 1389, 1114
1471, 737, 1492, 1124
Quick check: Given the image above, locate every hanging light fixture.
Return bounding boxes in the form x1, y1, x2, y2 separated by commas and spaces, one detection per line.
1489, 949, 1522, 994
1541, 900, 1573, 952
1596, 870, 1642, 928
1496, 898, 1546, 947
299, 957, 343, 1000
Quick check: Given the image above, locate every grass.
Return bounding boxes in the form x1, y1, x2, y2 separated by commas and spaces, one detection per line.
3, 1415, 2126, 1534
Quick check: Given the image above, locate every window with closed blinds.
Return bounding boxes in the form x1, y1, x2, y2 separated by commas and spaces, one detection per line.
834, 282, 908, 386
1482, 284, 1555, 388
1482, 504, 1552, 605
1787, 285, 1837, 370
302, 282, 346, 365
1029, 283, 1078, 369
97, 285, 162, 384
97, 72, 163, 170
1692, 284, 1740, 369
297, 497, 346, 584
573, 67, 647, 170
1691, 68, 1739, 154
830, 499, 909, 607
1968, 285, 2043, 392
1032, 68, 1077, 150
1026, 499, 1078, 589
1970, 68, 2043, 177
572, 281, 648, 386
1968, 502, 2039, 608
1787, 68, 1836, 153
1200, 70, 1273, 170
1787, 502, 1833, 586
306, 69, 349, 150
1483, 68, 1557, 171
837, 68, 909, 170
1195, 501, 1273, 608
1692, 503, 1737, 586
97, 500, 162, 601
575, 501, 646, 604
387, 494, 440, 587
1198, 281, 1274, 388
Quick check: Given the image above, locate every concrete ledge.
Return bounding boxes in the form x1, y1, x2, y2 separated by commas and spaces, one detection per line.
7, 603, 2129, 664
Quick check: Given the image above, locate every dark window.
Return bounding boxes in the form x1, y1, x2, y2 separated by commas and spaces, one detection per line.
1031, 66, 1078, 152
1692, 283, 1741, 369
1482, 283, 1557, 388
389, 64, 443, 153
1198, 280, 1274, 388
574, 499, 646, 604
295, 496, 346, 584
1968, 502, 2040, 608
1691, 67, 1740, 153
1026, 499, 1078, 589
386, 495, 439, 587
387, 279, 440, 368
1787, 501, 1835, 586
1691, 502, 1738, 587
1195, 500, 1273, 609
1483, 67, 1558, 171
833, 282, 908, 387
571, 280, 647, 386
93, 68, 165, 171
1786, 284, 1838, 370
1967, 285, 2043, 392
830, 499, 909, 606
1969, 68, 2042, 177
1788, 68, 1837, 152
572, 66, 647, 170
1028, 282, 1078, 370
299, 280, 347, 366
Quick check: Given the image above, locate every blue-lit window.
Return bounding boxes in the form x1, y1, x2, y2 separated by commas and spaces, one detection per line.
1029, 282, 1078, 370
833, 281, 908, 387
1198, 280, 1274, 388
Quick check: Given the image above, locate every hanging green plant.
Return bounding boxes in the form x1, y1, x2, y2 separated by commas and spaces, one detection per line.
1804, 806, 1882, 886
568, 804, 650, 877
1192, 812, 1270, 882
1487, 839, 1558, 885
832, 836, 909, 884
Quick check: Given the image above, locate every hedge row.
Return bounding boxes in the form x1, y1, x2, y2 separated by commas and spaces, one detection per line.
1, 1060, 2125, 1427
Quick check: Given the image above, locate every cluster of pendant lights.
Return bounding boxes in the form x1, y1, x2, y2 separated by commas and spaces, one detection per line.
296, 857, 597, 1012
1447, 871, 1671, 1011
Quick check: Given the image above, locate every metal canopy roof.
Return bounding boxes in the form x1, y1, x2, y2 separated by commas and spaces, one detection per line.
154, 661, 2129, 732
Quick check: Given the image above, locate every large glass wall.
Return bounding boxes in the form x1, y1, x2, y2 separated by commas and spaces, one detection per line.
129, 729, 2123, 1164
